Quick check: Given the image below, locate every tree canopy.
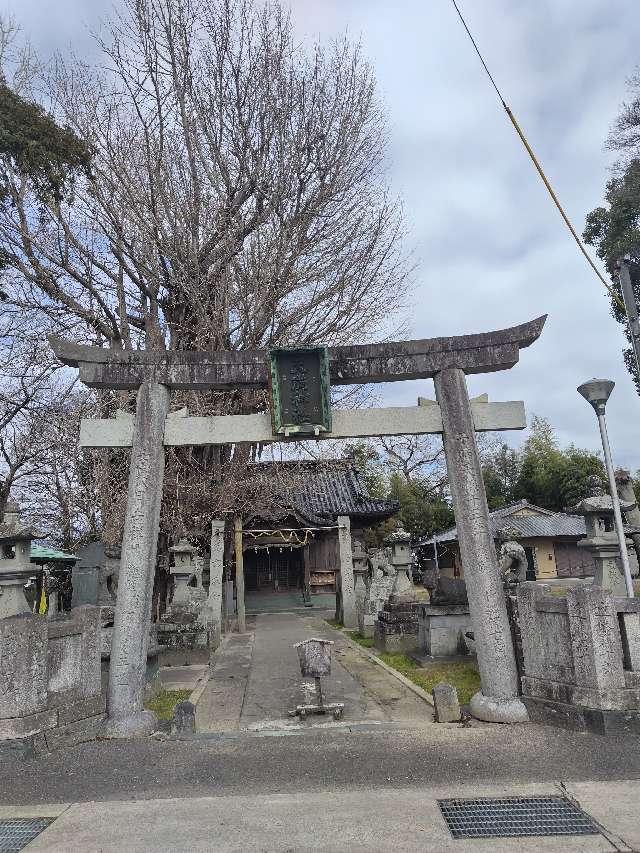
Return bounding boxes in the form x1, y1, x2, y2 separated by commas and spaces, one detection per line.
0, 83, 91, 203
584, 72, 640, 389
482, 416, 607, 513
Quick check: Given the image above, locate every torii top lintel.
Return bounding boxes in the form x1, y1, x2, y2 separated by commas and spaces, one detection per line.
49, 315, 546, 391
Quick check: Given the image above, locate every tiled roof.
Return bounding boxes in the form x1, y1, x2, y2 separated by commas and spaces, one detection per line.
247, 460, 399, 526
30, 544, 77, 563
417, 499, 586, 546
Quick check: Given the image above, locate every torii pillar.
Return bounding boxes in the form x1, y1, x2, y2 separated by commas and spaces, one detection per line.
436, 368, 527, 722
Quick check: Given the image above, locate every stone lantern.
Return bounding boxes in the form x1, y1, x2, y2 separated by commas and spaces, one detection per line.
0, 502, 36, 619
385, 528, 414, 598
169, 538, 198, 606
568, 486, 637, 597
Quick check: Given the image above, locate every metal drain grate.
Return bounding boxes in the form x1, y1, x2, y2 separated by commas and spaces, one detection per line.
0, 818, 55, 852
438, 796, 599, 839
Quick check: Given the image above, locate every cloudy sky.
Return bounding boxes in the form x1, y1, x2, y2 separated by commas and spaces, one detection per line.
8, 0, 640, 466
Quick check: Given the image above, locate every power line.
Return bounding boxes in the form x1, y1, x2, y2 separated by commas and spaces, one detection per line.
448, 0, 625, 312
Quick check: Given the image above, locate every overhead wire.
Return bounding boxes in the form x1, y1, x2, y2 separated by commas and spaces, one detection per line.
448, 0, 626, 312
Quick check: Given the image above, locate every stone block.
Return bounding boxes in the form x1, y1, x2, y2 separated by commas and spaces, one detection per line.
43, 713, 105, 751
172, 700, 196, 734
522, 697, 587, 732
567, 586, 625, 691
0, 708, 58, 739
619, 612, 640, 671
47, 606, 102, 705
71, 563, 99, 607
57, 692, 107, 725
432, 682, 460, 722
0, 614, 48, 719
430, 577, 468, 606
583, 707, 640, 737
418, 605, 472, 657
0, 736, 38, 762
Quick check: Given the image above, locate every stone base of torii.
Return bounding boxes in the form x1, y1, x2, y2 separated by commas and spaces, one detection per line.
50, 315, 546, 735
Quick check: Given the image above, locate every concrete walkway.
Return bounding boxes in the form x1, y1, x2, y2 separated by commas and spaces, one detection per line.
13, 780, 640, 852
196, 612, 433, 732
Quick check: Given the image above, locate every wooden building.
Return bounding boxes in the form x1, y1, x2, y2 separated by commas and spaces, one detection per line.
418, 499, 596, 581
243, 460, 398, 597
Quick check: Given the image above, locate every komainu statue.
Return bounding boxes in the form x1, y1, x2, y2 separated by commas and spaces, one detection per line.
497, 527, 527, 585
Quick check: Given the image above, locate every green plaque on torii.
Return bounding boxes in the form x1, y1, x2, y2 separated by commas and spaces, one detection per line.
269, 346, 332, 436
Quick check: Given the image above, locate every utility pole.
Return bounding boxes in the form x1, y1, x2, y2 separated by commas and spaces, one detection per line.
618, 256, 640, 387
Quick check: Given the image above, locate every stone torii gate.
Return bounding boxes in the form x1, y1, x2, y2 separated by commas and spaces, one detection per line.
51, 315, 545, 735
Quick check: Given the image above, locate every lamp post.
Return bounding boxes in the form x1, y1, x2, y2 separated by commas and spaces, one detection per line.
577, 379, 635, 598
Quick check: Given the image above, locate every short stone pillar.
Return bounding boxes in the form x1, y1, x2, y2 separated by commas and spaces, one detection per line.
353, 540, 369, 632
204, 519, 225, 650
568, 489, 636, 596
432, 682, 461, 722
172, 700, 196, 735
0, 503, 36, 620
338, 516, 357, 630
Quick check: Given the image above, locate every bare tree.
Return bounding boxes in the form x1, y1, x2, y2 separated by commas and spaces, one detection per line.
0, 0, 409, 354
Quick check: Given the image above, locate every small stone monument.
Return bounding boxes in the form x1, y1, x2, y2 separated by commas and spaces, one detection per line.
172, 700, 196, 734
0, 502, 37, 619
374, 530, 421, 653
568, 479, 636, 596
432, 682, 461, 723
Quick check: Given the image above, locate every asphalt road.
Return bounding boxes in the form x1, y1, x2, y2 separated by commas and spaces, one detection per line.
3, 721, 640, 806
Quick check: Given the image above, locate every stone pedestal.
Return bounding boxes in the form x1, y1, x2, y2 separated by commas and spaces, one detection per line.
374, 595, 420, 653
418, 603, 473, 657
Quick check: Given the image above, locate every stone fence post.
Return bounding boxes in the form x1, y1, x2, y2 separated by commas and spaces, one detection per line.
338, 516, 357, 630
566, 585, 626, 694
205, 519, 225, 650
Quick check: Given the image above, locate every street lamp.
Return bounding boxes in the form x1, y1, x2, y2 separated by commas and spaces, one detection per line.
577, 379, 635, 597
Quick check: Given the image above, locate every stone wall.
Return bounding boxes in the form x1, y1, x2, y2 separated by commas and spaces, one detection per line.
517, 582, 640, 735
0, 606, 105, 757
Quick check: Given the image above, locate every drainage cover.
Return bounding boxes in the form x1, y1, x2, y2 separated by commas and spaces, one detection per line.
438, 796, 599, 839
0, 818, 54, 852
